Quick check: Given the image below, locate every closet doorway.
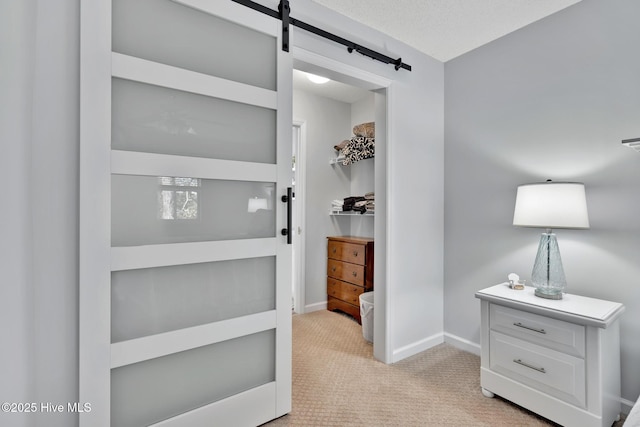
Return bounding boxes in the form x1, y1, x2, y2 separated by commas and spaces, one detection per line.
291, 49, 391, 362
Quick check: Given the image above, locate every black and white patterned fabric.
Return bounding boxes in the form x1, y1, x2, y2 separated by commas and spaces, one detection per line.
341, 136, 375, 165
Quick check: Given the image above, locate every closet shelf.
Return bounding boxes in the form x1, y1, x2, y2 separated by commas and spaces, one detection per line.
329, 210, 374, 216
329, 156, 374, 165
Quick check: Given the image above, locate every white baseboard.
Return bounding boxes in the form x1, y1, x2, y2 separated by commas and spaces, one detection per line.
303, 301, 327, 313
443, 332, 481, 356
391, 332, 444, 363
621, 397, 636, 415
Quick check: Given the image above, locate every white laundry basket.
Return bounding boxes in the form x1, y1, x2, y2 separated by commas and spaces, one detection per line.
359, 292, 374, 343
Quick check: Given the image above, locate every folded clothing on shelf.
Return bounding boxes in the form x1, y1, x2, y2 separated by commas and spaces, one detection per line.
338, 194, 374, 214
343, 196, 365, 212
353, 122, 375, 138
334, 139, 350, 151
341, 136, 374, 165
331, 199, 344, 211
332, 123, 375, 165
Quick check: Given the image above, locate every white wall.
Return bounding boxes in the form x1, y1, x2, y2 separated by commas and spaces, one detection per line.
444, 0, 640, 407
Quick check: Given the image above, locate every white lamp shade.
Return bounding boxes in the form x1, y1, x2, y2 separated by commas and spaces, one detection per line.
513, 182, 590, 229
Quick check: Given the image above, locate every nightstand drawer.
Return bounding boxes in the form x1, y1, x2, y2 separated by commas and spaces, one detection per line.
490, 331, 586, 408
327, 259, 365, 286
490, 304, 585, 358
327, 277, 363, 306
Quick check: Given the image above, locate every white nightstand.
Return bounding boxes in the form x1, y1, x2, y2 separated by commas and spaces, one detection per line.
476, 283, 624, 427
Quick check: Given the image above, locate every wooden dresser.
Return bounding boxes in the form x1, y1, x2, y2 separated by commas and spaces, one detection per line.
326, 236, 374, 323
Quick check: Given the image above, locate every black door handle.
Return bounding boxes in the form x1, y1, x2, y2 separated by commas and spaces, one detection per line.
281, 187, 292, 244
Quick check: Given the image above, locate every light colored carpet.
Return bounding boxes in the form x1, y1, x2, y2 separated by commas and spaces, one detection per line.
265, 310, 625, 427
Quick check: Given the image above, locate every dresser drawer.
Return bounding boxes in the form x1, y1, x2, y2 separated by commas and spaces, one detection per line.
328, 240, 366, 265
490, 304, 585, 358
490, 331, 586, 408
327, 296, 360, 322
327, 259, 364, 286
327, 277, 363, 306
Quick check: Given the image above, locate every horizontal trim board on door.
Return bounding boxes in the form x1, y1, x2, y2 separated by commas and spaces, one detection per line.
149, 382, 276, 427
111, 237, 278, 271
112, 52, 277, 109
111, 150, 277, 182
111, 310, 276, 368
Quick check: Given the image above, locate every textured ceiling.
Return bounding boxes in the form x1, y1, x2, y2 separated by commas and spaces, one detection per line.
311, 0, 583, 62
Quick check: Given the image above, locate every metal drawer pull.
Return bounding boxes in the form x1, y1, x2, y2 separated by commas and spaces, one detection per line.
513, 358, 546, 373
352, 271, 357, 277
513, 322, 546, 334
353, 251, 358, 256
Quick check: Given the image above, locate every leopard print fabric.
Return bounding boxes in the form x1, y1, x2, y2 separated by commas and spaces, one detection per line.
341, 136, 375, 165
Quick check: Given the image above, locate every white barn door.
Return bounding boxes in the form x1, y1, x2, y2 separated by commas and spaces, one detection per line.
80, 1, 292, 425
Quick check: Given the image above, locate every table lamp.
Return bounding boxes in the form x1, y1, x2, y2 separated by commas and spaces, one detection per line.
513, 180, 589, 299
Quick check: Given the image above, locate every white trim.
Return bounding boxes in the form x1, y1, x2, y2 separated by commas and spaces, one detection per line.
274, 24, 293, 417
111, 311, 276, 368
621, 397, 636, 415
377, 86, 393, 364
443, 332, 481, 356
305, 301, 328, 313
293, 47, 390, 90
292, 120, 307, 315
112, 53, 277, 109
111, 238, 277, 271
150, 382, 276, 427
79, 0, 111, 425
111, 150, 277, 182
392, 332, 444, 363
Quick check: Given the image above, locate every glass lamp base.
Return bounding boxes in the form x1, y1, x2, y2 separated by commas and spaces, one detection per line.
531, 232, 566, 300
534, 287, 563, 300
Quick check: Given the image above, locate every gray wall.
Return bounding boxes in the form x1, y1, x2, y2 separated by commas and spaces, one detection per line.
2, 1, 80, 426
444, 0, 640, 405
349, 94, 376, 238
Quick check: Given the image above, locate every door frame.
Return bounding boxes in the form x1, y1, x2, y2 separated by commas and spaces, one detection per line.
292, 47, 393, 363
292, 120, 307, 315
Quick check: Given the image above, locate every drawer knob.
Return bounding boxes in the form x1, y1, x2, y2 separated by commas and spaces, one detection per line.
332, 248, 336, 254
332, 267, 336, 272
353, 251, 358, 257
513, 358, 546, 374
352, 271, 357, 277
513, 322, 546, 334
